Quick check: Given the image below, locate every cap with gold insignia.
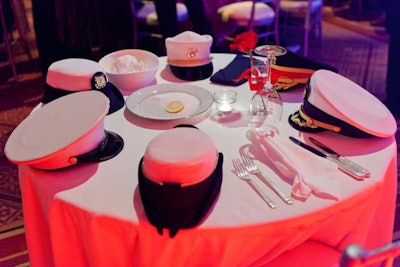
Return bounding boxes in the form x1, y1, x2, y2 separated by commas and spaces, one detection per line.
165, 31, 213, 81
41, 58, 124, 114
5, 91, 124, 170
288, 69, 396, 138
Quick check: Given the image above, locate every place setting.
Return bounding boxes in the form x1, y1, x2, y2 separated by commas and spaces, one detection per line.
4, 0, 400, 264
219, 37, 394, 208
125, 83, 214, 120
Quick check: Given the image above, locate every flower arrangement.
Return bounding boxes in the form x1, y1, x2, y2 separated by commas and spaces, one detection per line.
229, 31, 258, 65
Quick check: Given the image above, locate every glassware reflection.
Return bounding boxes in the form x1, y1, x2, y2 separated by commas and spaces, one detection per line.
249, 45, 287, 128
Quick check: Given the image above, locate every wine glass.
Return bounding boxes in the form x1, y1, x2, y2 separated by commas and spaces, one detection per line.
249, 45, 287, 128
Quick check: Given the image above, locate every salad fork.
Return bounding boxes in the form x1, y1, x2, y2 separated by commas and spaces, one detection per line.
241, 154, 294, 205
232, 159, 277, 209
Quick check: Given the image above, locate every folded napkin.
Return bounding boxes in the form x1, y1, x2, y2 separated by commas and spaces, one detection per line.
210, 54, 251, 86
276, 49, 338, 73
210, 51, 338, 90
247, 129, 340, 201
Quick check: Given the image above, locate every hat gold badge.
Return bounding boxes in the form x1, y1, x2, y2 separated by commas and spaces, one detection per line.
92, 72, 108, 90
186, 47, 198, 59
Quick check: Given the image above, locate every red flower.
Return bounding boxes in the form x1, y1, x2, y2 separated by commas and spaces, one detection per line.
229, 31, 258, 54
230, 31, 260, 90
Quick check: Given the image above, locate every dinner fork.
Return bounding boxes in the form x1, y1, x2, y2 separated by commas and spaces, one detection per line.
232, 159, 277, 209
241, 154, 294, 205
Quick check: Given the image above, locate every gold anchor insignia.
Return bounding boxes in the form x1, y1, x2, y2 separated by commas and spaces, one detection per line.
291, 107, 341, 132
186, 48, 198, 59
290, 111, 318, 129
93, 73, 107, 90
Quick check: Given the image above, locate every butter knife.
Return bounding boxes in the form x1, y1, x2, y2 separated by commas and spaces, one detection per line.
289, 136, 366, 180
309, 137, 370, 178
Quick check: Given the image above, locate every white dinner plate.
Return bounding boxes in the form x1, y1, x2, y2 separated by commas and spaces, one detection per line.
126, 84, 214, 120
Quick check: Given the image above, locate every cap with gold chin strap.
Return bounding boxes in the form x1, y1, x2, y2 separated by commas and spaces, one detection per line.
288, 72, 380, 138
290, 105, 342, 133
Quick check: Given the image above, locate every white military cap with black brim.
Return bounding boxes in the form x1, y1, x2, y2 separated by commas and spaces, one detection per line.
138, 125, 223, 238
166, 31, 213, 81
289, 69, 396, 138
41, 58, 124, 114
5, 91, 124, 170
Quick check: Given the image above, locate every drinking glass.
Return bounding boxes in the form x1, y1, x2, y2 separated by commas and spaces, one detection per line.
249, 45, 287, 127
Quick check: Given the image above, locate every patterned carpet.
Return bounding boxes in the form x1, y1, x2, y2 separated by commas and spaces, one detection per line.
0, 58, 44, 234
0, 5, 399, 265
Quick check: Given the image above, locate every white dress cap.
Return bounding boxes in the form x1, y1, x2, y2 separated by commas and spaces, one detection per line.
289, 69, 397, 138
46, 58, 106, 91
5, 91, 110, 170
166, 31, 213, 67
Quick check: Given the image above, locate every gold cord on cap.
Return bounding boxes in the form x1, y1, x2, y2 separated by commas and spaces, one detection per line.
167, 57, 213, 67
298, 106, 341, 132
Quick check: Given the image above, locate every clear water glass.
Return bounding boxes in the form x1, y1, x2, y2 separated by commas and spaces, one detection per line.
249, 45, 287, 128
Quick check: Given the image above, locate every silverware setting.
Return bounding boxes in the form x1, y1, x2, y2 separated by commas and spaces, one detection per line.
241, 154, 294, 205
308, 137, 371, 178
289, 136, 370, 180
232, 158, 277, 209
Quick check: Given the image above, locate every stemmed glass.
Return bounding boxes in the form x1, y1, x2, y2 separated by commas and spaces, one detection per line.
249, 45, 287, 128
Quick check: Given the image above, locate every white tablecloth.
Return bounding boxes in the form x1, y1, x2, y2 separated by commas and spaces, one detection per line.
19, 54, 397, 267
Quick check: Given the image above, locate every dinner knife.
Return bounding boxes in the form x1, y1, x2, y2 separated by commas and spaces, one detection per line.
309, 137, 371, 178
289, 136, 366, 180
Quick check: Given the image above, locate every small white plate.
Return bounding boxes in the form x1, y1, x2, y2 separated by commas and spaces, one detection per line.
126, 84, 214, 120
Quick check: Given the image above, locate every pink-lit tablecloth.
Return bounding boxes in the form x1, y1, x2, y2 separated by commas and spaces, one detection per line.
19, 54, 397, 267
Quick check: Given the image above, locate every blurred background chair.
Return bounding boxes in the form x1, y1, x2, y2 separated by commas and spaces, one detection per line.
217, 0, 281, 46
340, 241, 400, 267
54, 0, 135, 61
134, 0, 189, 53
1, 0, 32, 80
279, 0, 324, 56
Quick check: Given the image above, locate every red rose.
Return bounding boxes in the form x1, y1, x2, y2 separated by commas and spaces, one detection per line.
229, 31, 258, 53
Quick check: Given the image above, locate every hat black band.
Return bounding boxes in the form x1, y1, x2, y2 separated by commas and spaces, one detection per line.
42, 84, 71, 103
289, 81, 375, 138
138, 153, 223, 238
72, 130, 124, 164
170, 62, 213, 81
33, 130, 124, 171
41, 81, 124, 115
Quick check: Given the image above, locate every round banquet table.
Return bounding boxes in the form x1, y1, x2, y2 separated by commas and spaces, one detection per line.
18, 53, 397, 267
